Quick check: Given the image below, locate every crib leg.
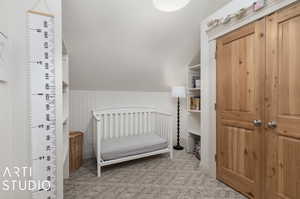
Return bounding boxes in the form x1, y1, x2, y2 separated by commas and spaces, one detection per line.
97, 164, 101, 177
170, 149, 174, 160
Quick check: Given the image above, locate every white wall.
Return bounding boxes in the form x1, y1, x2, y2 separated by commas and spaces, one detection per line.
0, 1, 13, 198
70, 90, 188, 159
63, 0, 230, 92
0, 0, 62, 198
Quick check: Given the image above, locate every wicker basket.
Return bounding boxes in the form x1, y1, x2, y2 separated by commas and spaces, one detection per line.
69, 131, 84, 172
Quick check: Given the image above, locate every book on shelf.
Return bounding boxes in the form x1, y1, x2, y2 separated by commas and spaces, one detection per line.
190, 96, 201, 110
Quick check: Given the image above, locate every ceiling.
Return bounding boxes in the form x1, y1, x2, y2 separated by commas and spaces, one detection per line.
63, 0, 230, 91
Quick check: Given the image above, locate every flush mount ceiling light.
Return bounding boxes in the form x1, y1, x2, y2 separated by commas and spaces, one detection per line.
153, 0, 191, 12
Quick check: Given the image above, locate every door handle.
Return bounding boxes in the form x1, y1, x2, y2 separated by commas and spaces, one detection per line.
253, 120, 262, 127
267, 121, 277, 129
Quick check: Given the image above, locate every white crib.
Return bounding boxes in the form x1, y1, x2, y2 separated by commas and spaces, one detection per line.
92, 107, 173, 177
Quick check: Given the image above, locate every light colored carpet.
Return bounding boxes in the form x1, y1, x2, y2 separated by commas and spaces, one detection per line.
64, 150, 247, 199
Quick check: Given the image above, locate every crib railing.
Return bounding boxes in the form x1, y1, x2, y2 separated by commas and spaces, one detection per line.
92, 107, 173, 163
95, 111, 156, 139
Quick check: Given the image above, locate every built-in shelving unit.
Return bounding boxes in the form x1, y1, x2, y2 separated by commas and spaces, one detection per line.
187, 64, 201, 113
186, 62, 201, 159
62, 41, 70, 179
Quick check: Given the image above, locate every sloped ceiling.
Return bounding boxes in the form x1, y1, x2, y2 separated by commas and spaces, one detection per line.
63, 0, 230, 91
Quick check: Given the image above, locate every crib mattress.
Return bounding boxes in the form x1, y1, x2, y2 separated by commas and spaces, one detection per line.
101, 134, 168, 161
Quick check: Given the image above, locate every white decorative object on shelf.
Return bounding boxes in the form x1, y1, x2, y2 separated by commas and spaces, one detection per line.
207, 0, 267, 30
254, 0, 266, 11
235, 8, 247, 19
195, 80, 201, 88
207, 19, 220, 29
221, 15, 232, 24
0, 32, 8, 82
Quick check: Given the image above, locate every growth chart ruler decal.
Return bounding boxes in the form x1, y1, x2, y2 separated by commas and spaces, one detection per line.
28, 10, 57, 199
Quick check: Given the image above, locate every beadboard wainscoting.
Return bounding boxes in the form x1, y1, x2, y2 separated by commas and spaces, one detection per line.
70, 90, 188, 159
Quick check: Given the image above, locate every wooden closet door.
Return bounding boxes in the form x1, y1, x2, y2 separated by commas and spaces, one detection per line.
265, 2, 300, 199
216, 19, 266, 199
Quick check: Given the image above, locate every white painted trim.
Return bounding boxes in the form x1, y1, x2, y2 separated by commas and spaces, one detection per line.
206, 0, 298, 40
94, 106, 156, 112
63, 144, 69, 163
200, 0, 297, 177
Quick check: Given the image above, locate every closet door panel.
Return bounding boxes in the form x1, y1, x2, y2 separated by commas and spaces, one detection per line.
266, 2, 300, 199
277, 15, 300, 139
220, 125, 256, 181
217, 18, 266, 199
277, 136, 300, 199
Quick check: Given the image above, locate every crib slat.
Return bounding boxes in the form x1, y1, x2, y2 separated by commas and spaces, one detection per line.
140, 112, 143, 134
137, 112, 140, 135
149, 112, 153, 133
103, 114, 108, 139
144, 112, 147, 134
147, 112, 151, 134
130, 112, 133, 136
159, 116, 164, 136
141, 112, 143, 134
148, 113, 151, 133
115, 113, 119, 138
168, 117, 171, 140
166, 119, 168, 138
110, 114, 114, 139
127, 112, 130, 136
145, 112, 148, 134
123, 113, 126, 136
161, 116, 164, 138
153, 113, 156, 135
146, 112, 149, 134
128, 112, 131, 136
134, 112, 137, 135
142, 112, 144, 134
164, 117, 167, 138
141, 112, 144, 134
99, 115, 102, 139
163, 118, 166, 138
125, 113, 128, 136
120, 113, 124, 137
